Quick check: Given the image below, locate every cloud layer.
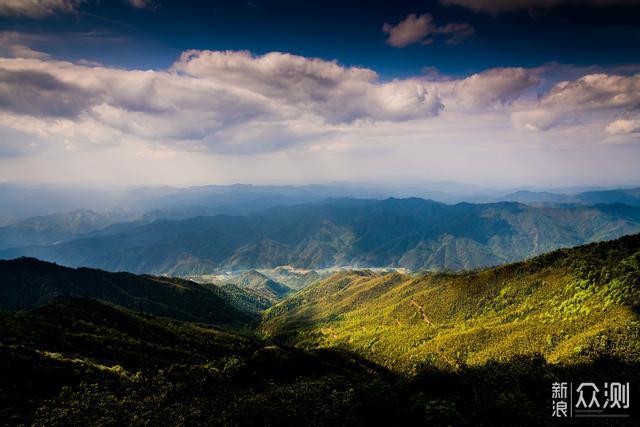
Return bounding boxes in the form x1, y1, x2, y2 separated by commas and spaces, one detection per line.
383, 14, 474, 47
0, 51, 449, 154
0, 0, 81, 17
173, 50, 444, 123
512, 73, 640, 131
0, 48, 638, 170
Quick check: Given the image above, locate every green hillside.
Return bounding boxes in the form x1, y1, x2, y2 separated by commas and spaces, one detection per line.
260, 233, 640, 373
224, 270, 292, 301
0, 257, 256, 329
217, 283, 275, 314
2, 236, 640, 424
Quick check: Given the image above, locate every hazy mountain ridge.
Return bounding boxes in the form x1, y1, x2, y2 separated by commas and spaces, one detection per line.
497, 187, 640, 206
2, 182, 638, 226
3, 198, 640, 275
0, 210, 130, 250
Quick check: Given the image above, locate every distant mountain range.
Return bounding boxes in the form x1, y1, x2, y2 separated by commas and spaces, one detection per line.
2, 182, 638, 226
3, 198, 640, 274
0, 210, 131, 250
496, 187, 640, 206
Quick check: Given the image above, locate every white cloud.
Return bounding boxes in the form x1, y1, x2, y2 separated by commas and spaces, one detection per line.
605, 115, 640, 146
511, 73, 640, 131
382, 14, 474, 47
0, 52, 445, 155
0, 0, 81, 17
172, 50, 444, 123
606, 117, 640, 135
0, 47, 637, 181
440, 0, 638, 14
443, 67, 541, 109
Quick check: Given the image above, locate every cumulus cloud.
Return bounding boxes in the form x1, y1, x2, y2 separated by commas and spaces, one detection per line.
382, 13, 474, 47
0, 0, 81, 17
172, 50, 444, 123
606, 117, 640, 135
445, 67, 541, 109
512, 73, 640, 131
3, 47, 631, 160
0, 51, 446, 155
440, 0, 638, 14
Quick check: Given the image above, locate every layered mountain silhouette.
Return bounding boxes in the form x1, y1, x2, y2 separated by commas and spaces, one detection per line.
3, 198, 640, 274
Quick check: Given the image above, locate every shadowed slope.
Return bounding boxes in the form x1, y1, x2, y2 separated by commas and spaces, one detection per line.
0, 257, 256, 328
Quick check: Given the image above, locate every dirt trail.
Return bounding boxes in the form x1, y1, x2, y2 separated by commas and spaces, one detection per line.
409, 299, 433, 325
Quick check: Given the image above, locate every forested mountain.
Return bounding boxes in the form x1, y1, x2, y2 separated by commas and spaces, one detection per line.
260, 233, 640, 372
0, 258, 255, 328
3, 198, 640, 275
2, 234, 639, 425
223, 270, 292, 301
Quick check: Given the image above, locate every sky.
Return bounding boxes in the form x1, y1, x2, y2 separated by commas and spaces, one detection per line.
0, 0, 640, 188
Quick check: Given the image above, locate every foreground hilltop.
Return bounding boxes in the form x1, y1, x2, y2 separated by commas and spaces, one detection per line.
260, 233, 640, 372
1, 235, 640, 424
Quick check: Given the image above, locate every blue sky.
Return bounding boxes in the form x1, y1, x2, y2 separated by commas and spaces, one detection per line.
4, 0, 640, 75
0, 0, 640, 187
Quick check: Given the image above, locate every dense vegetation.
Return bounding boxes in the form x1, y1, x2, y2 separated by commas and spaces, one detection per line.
1, 234, 639, 424
260, 233, 640, 372
3, 198, 640, 275
223, 270, 292, 301
2, 297, 638, 425
0, 258, 256, 329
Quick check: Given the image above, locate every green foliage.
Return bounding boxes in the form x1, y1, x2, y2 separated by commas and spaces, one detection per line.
3, 234, 640, 424
260, 233, 640, 372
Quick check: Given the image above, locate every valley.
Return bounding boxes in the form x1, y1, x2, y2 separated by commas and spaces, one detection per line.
1, 233, 639, 424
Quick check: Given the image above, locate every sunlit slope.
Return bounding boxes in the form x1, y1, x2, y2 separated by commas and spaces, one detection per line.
260, 234, 640, 372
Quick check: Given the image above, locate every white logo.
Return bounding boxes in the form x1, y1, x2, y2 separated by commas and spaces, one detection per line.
552, 381, 630, 418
